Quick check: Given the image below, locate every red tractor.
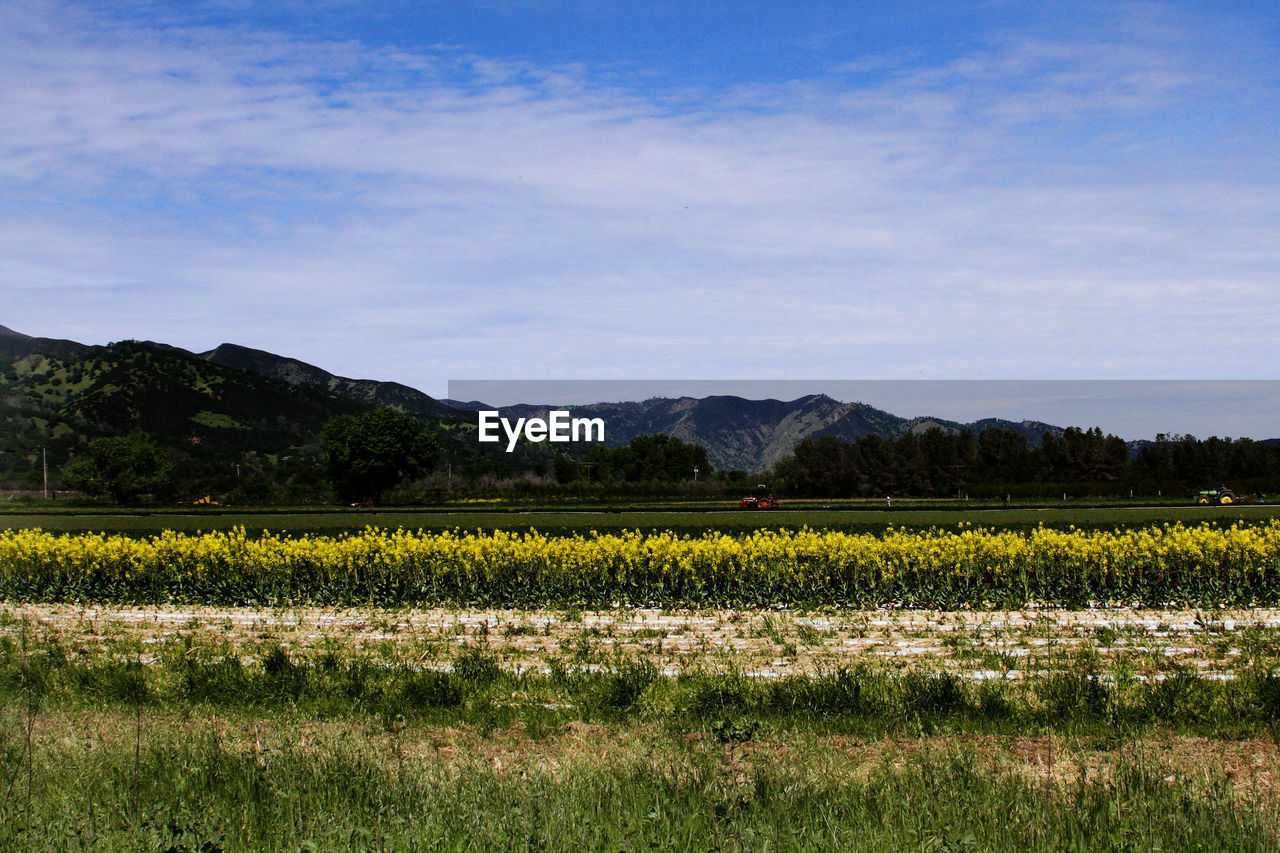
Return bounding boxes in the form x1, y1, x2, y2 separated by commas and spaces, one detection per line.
740, 486, 778, 510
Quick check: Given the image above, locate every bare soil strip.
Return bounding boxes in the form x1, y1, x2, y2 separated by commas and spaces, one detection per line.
7, 603, 1279, 679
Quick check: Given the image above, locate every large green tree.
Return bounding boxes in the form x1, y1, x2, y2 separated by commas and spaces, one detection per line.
63, 433, 174, 504
322, 409, 439, 503
587, 434, 711, 483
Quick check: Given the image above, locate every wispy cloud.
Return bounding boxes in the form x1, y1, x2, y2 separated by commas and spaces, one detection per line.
1, 1, 1277, 397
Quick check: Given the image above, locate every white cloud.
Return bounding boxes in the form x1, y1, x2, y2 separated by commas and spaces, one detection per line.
1, 1, 1277, 398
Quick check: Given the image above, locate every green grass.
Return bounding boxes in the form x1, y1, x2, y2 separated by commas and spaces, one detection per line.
189, 411, 241, 429
2, 502, 1278, 536
4, 635, 1280, 739
5, 615, 1280, 850
2, 705, 1276, 851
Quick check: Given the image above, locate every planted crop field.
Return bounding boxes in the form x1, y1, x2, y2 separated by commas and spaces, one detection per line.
4, 520, 1280, 607
5, 518, 1280, 849
2, 500, 1278, 535
8, 600, 1280, 685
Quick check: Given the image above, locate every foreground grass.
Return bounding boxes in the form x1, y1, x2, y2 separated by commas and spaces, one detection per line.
5, 608, 1280, 851
2, 709, 1278, 852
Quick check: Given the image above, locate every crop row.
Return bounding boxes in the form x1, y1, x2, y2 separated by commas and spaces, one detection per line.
1, 522, 1278, 607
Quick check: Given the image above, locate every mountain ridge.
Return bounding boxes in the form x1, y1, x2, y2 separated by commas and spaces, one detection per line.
203, 342, 457, 419
0, 324, 1129, 475
443, 392, 1068, 471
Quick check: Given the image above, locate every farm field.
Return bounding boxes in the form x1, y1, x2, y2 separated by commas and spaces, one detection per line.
4, 600, 1280, 850
5, 512, 1280, 849
8, 601, 1280, 684
2, 500, 1279, 535
6, 518, 1280, 607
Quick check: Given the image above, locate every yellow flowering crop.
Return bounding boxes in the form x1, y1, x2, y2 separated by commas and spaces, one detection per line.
0, 521, 1277, 607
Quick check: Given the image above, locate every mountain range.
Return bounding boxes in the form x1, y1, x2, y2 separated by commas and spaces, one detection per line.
446, 395, 1064, 471
1, 323, 1070, 478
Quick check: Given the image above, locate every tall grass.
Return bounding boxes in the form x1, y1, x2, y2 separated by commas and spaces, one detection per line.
1, 718, 1275, 852
5, 622, 1280, 851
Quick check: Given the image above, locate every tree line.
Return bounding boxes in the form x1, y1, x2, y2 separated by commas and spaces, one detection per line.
51, 417, 1279, 505
60, 409, 441, 505
772, 427, 1279, 498
55, 414, 722, 505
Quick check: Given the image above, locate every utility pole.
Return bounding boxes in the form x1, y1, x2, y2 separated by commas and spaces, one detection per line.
42, 447, 47, 501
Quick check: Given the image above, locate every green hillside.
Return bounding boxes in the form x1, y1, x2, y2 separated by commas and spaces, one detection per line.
0, 333, 377, 499
0, 328, 590, 501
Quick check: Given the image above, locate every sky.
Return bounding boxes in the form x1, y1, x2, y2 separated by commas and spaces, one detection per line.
2, 1, 1278, 435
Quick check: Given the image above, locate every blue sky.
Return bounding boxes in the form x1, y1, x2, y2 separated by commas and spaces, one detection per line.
2, 1, 1278, 434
